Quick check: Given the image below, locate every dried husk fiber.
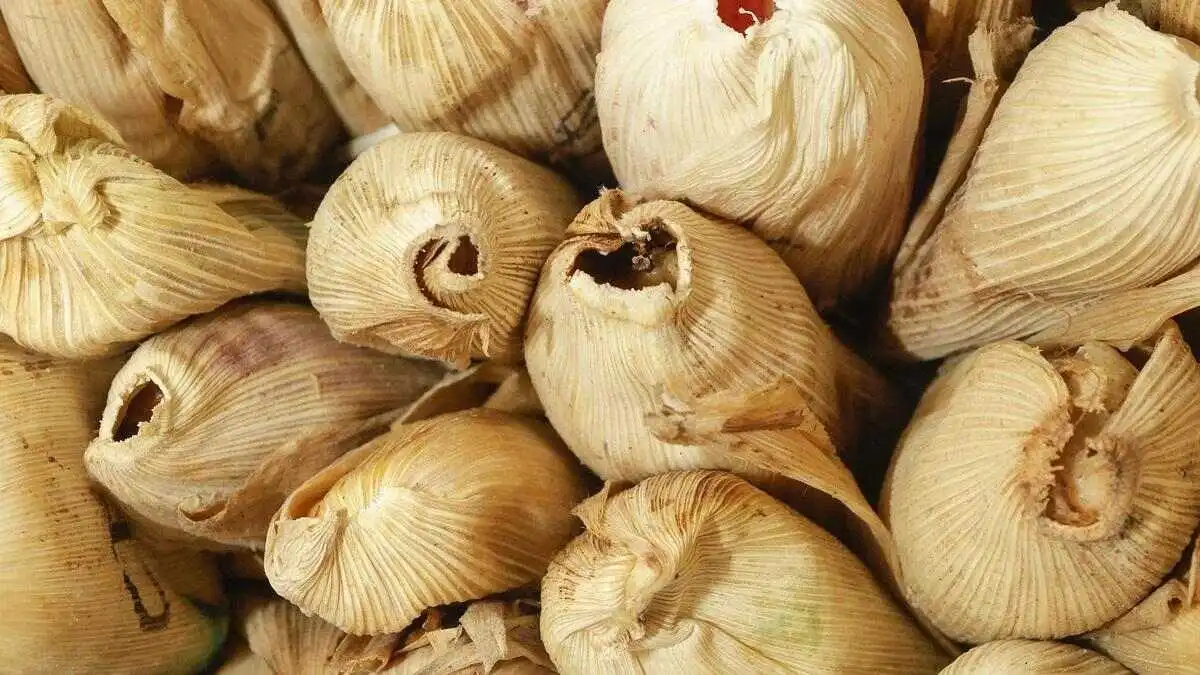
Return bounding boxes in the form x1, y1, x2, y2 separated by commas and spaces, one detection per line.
882, 324, 1200, 643
317, 0, 608, 175
940, 641, 1131, 674
0, 337, 229, 673
265, 408, 588, 636
85, 301, 445, 549
887, 7, 1200, 360
541, 471, 949, 674
595, 0, 924, 308
0, 0, 341, 186
0, 94, 308, 358
309, 132, 582, 368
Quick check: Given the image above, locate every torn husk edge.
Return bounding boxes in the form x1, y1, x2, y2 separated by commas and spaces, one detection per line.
393, 362, 544, 428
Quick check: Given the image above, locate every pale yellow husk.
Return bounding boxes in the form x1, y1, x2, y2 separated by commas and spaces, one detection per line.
887, 7, 1200, 360
85, 301, 445, 549
1087, 533, 1200, 674
596, 0, 923, 308
309, 132, 582, 368
0, 12, 29, 94
940, 641, 1131, 674
265, 408, 588, 635
882, 324, 1200, 643
0, 0, 341, 185
318, 0, 608, 175
541, 471, 948, 674
267, 0, 389, 136
0, 94, 309, 358
194, 183, 310, 283
1073, 1, 1200, 44
0, 337, 229, 674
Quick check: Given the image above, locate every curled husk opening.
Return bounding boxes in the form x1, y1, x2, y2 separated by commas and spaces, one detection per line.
0, 94, 309, 358
309, 132, 582, 368
595, 0, 924, 308
0, 338, 229, 673
0, 0, 341, 186
267, 0, 389, 137
318, 0, 609, 178
1086, 533, 1200, 673
0, 13, 29, 94
265, 408, 588, 635
541, 471, 949, 674
882, 324, 1200, 643
940, 641, 1131, 674
84, 300, 445, 549
887, 7, 1200, 360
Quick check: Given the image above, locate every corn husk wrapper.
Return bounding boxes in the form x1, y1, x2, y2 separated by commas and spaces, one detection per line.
0, 338, 229, 673
595, 0, 923, 308
268, 0, 389, 137
541, 471, 948, 674
318, 0, 607, 176
215, 647, 273, 675
0, 94, 308, 358
0, 0, 340, 186
1072, 1, 1200, 44
0, 13, 29, 94
265, 408, 588, 636
309, 132, 582, 368
887, 7, 1200, 360
882, 324, 1200, 643
85, 301, 445, 549
1086, 534, 1200, 674
940, 641, 1131, 674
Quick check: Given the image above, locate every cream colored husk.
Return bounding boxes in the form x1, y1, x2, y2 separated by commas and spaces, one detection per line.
940, 641, 1131, 674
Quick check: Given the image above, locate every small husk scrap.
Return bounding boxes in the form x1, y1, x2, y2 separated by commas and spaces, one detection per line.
85, 301, 445, 549
882, 324, 1200, 643
265, 408, 588, 636
541, 471, 949, 674
940, 641, 1131, 674
309, 132, 582, 368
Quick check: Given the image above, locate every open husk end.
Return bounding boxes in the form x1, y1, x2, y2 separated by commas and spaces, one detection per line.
1, 0, 342, 186
309, 132, 582, 369
882, 324, 1200, 643
940, 641, 1131, 674
84, 300, 445, 549
541, 471, 949, 674
886, 6, 1200, 361
0, 94, 310, 358
0, 338, 229, 673
264, 408, 588, 636
596, 0, 924, 308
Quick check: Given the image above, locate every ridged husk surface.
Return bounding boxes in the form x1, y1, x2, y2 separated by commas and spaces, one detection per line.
940, 641, 1131, 674
309, 132, 581, 368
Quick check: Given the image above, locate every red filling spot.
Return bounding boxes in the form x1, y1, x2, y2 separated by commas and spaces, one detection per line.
717, 0, 774, 34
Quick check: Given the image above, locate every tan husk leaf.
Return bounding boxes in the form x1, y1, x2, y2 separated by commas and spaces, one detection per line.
265, 408, 588, 636
0, 12, 30, 94
84, 301, 445, 549
240, 591, 344, 674
541, 471, 949, 674
0, 94, 309, 358
940, 641, 1131, 674
1086, 533, 1200, 673
596, 0, 924, 308
887, 7, 1200, 360
318, 0, 608, 177
193, 183, 310, 283
267, 0, 389, 136
0, 337, 229, 673
398, 362, 545, 426
1, 0, 341, 186
309, 132, 582, 368
882, 323, 1200, 643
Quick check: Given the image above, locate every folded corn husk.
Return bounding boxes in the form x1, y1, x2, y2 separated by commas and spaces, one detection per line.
0, 338, 229, 673
265, 409, 588, 636
85, 301, 445, 549
309, 132, 581, 368
0, 13, 28, 94
0, 94, 307, 358
318, 0, 608, 178
940, 641, 1131, 674
268, 0, 389, 137
887, 7, 1200, 360
1086, 533, 1200, 674
541, 472, 949, 674
882, 324, 1200, 643
595, 0, 924, 308
0, 0, 341, 185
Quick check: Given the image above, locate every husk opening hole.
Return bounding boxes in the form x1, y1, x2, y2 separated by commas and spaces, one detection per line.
717, 0, 774, 34
573, 227, 679, 291
113, 380, 164, 442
